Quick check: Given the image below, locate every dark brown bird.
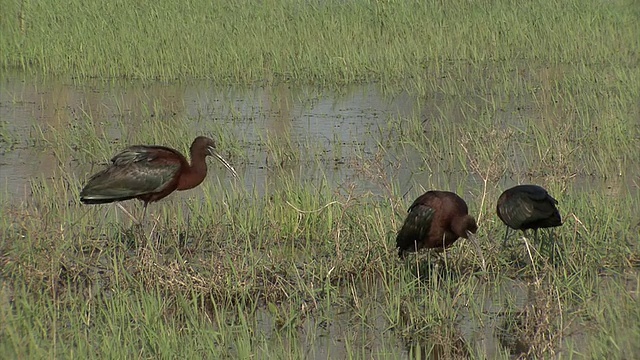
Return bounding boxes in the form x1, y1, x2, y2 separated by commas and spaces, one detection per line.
396, 191, 486, 270
496, 184, 562, 246
80, 136, 238, 222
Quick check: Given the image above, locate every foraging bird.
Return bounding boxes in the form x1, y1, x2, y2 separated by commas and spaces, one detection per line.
80, 136, 238, 222
496, 184, 562, 246
396, 191, 486, 270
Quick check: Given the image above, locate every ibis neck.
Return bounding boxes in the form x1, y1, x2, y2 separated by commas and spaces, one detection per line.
453, 215, 476, 238
177, 151, 208, 190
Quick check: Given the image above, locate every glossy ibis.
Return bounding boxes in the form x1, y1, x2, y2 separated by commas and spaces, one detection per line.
80, 136, 238, 222
496, 185, 562, 246
396, 191, 486, 271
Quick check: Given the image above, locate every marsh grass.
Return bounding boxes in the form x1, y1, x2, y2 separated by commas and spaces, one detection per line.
2, 0, 639, 86
2, 128, 637, 358
1, 0, 639, 356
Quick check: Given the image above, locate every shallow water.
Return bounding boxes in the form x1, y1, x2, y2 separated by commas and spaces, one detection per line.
221, 271, 637, 359
1, 73, 639, 358
2, 73, 638, 204
0, 74, 424, 201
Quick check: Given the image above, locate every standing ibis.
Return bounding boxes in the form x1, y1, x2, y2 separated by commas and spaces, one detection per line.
80, 136, 238, 222
496, 184, 562, 246
396, 190, 486, 271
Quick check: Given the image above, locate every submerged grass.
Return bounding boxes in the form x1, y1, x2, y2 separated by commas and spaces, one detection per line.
1, 0, 638, 85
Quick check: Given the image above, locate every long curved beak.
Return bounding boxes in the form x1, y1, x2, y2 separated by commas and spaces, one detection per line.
208, 146, 239, 178
466, 230, 487, 272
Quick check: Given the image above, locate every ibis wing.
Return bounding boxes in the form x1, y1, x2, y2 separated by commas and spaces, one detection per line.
529, 195, 562, 227
80, 148, 181, 202
407, 191, 439, 212
519, 186, 549, 201
499, 193, 538, 228
530, 196, 559, 216
110, 146, 158, 166
501, 192, 560, 228
396, 204, 435, 253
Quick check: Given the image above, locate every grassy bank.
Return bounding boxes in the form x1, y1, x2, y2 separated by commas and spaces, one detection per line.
1, 0, 638, 84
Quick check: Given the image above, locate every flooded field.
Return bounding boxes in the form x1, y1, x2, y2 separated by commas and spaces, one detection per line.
1, 74, 428, 199
1, 71, 639, 358
2, 73, 637, 201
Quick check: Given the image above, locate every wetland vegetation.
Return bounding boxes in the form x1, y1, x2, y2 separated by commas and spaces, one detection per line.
1, 0, 639, 358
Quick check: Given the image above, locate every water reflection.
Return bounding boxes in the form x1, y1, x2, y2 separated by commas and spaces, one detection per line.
0, 72, 638, 207
0, 74, 428, 204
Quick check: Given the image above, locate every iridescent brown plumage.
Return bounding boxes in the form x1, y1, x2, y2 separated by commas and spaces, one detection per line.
497, 184, 562, 246
80, 136, 238, 222
396, 191, 486, 270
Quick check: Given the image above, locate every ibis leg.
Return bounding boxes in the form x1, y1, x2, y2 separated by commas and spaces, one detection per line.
502, 227, 510, 248
140, 203, 149, 224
